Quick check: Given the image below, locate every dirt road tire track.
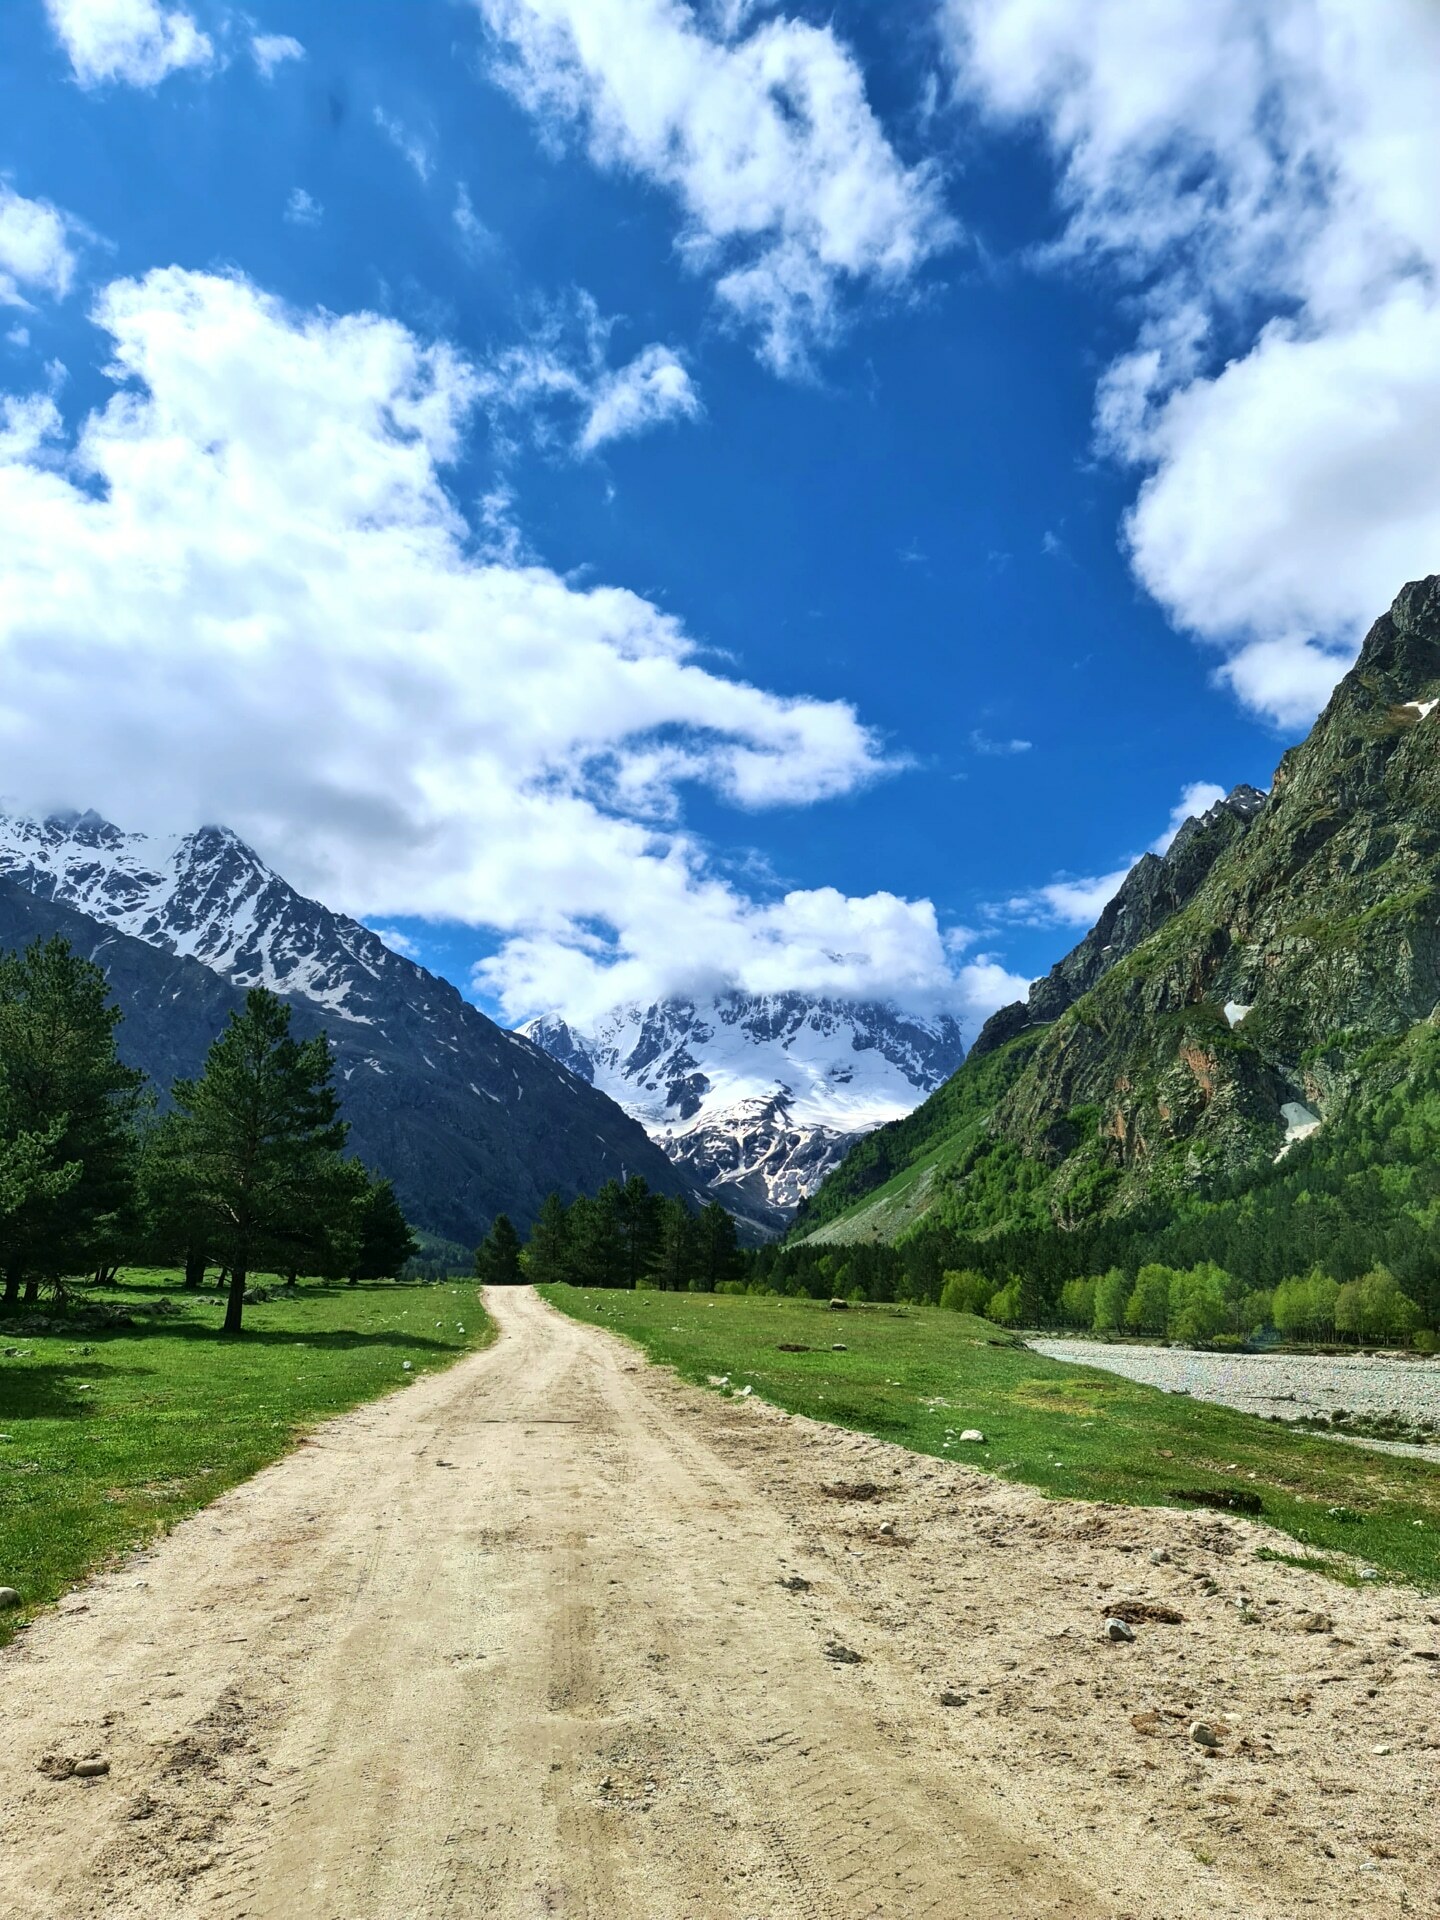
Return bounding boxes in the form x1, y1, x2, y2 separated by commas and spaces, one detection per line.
2, 1287, 1433, 1918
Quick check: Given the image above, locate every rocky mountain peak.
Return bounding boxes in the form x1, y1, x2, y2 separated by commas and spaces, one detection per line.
523, 989, 967, 1229
970, 781, 1269, 1063
0, 807, 706, 1243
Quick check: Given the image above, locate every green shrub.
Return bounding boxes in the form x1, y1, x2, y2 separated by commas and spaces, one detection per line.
940, 1268, 993, 1314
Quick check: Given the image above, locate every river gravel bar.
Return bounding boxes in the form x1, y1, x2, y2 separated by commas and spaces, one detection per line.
1030, 1339, 1440, 1446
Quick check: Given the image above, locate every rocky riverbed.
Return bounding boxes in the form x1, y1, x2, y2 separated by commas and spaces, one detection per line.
1030, 1339, 1440, 1459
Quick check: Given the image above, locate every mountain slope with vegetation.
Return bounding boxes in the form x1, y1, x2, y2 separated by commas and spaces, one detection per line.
797, 576, 1440, 1268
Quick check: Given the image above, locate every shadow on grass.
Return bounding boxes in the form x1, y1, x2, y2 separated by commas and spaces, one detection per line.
0, 1360, 152, 1419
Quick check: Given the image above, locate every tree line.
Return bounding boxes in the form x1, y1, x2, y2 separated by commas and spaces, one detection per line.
739, 1228, 1438, 1348
475, 1179, 744, 1292
0, 936, 416, 1333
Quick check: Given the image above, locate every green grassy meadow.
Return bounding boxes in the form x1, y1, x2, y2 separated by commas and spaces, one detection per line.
543, 1286, 1440, 1588
0, 1269, 491, 1644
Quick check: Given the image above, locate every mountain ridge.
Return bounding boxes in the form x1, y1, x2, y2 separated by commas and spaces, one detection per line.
0, 812, 708, 1245
797, 575, 1440, 1246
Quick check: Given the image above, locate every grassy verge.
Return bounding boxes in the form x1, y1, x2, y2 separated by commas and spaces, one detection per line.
0, 1268, 491, 1644
543, 1287, 1440, 1588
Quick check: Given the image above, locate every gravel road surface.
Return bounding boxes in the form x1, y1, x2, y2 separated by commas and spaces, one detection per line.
2, 1287, 1436, 1919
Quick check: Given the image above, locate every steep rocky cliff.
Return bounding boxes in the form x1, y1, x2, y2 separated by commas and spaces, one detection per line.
799, 576, 1440, 1244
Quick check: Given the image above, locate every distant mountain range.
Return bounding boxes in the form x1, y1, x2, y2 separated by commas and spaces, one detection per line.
797, 574, 1440, 1247
0, 812, 703, 1247
522, 993, 966, 1231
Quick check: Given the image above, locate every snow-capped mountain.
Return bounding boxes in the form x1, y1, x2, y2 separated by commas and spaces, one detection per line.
521, 993, 966, 1229
0, 810, 397, 1021
0, 810, 704, 1243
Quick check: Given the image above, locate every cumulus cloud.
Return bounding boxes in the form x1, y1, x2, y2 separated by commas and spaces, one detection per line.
472, 0, 956, 374
46, 0, 213, 87
0, 267, 1005, 1024
0, 186, 79, 309
945, 0, 1440, 727
480, 886, 1022, 1030
475, 291, 701, 457
251, 31, 304, 77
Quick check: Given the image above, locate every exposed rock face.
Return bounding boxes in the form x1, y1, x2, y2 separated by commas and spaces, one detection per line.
0, 819, 705, 1246
659, 1093, 858, 1236
1009, 574, 1440, 1206
806, 576, 1440, 1239
523, 993, 966, 1228
969, 784, 1267, 1060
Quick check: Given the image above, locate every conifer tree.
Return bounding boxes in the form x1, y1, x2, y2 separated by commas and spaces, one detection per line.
170, 988, 348, 1335
352, 1178, 418, 1283
525, 1192, 573, 1284
476, 1212, 523, 1285
617, 1175, 663, 1288
0, 937, 145, 1307
568, 1183, 626, 1287
650, 1196, 697, 1292
694, 1200, 741, 1292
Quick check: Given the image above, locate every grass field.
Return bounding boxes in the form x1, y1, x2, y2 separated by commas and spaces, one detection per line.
0, 1270, 490, 1645
543, 1286, 1440, 1589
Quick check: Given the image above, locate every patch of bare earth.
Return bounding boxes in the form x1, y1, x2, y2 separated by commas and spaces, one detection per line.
0, 1287, 1435, 1919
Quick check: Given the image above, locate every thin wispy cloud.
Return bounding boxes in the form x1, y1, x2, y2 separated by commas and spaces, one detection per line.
373, 105, 435, 182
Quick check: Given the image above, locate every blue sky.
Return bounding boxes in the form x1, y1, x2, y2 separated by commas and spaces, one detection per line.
0, 0, 1436, 1034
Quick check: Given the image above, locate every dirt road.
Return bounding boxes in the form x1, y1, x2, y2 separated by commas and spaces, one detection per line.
2, 1288, 1435, 1919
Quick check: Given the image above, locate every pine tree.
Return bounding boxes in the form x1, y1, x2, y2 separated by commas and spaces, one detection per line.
694, 1200, 741, 1292
650, 1197, 697, 1292
617, 1175, 663, 1288
170, 988, 348, 1335
351, 1178, 418, 1283
476, 1213, 523, 1286
0, 937, 145, 1308
568, 1184, 626, 1287
525, 1192, 573, 1284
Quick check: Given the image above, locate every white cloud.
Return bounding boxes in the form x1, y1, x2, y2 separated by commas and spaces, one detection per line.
369, 925, 421, 959
473, 0, 957, 374
476, 291, 702, 458
1151, 780, 1227, 855
579, 344, 702, 453
1017, 869, 1131, 929
453, 184, 496, 258
284, 188, 323, 228
1000, 778, 1229, 927
968, 729, 1030, 757
373, 106, 434, 183
480, 886, 1021, 1030
0, 266, 1000, 1026
0, 187, 79, 309
945, 0, 1440, 728
251, 31, 304, 77
46, 0, 213, 87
